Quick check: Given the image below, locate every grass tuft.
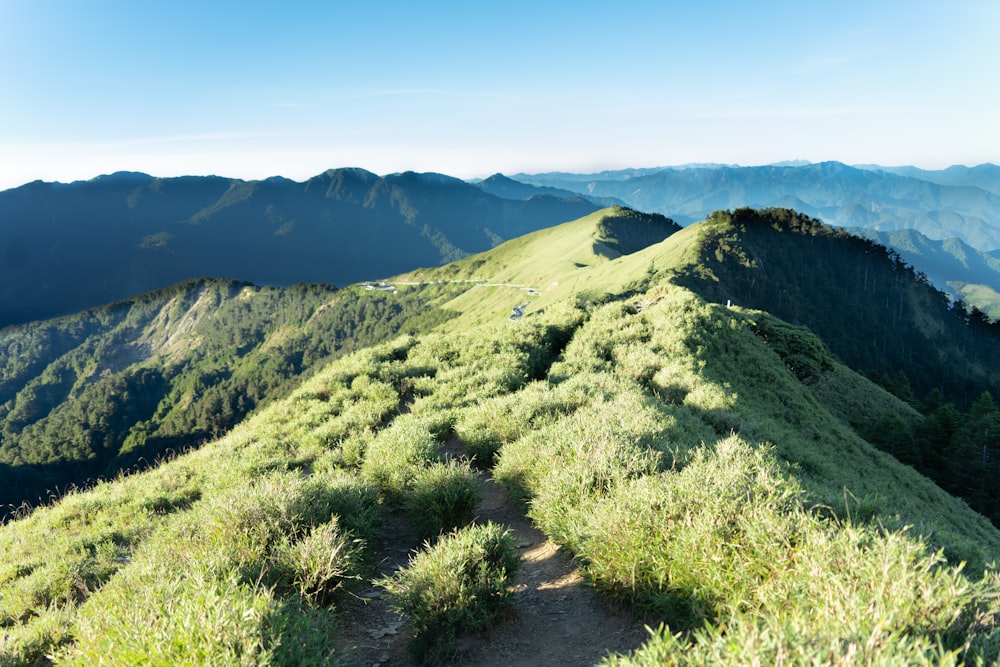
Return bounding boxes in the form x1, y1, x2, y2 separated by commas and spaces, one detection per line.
379, 522, 521, 663
404, 459, 482, 541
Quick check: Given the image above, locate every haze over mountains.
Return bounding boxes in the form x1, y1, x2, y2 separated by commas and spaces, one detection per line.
3, 161, 1000, 330
0, 169, 600, 328
513, 161, 1000, 248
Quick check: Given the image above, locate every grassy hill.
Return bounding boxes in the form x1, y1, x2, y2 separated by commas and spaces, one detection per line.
2, 207, 999, 665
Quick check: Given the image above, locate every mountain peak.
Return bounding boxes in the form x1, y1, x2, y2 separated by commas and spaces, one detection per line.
88, 171, 155, 185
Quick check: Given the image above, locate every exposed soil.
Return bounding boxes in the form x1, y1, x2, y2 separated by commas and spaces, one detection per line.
334, 474, 650, 666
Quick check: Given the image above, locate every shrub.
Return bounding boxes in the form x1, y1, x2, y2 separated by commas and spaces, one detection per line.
578, 438, 805, 627
64, 568, 340, 667
0, 605, 75, 667
403, 460, 482, 540
454, 378, 594, 467
379, 522, 520, 662
585, 438, 1000, 664
65, 570, 275, 665
277, 518, 365, 606
360, 414, 441, 500
492, 382, 668, 513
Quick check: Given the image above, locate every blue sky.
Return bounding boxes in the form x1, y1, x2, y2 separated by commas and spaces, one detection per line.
1, 0, 997, 188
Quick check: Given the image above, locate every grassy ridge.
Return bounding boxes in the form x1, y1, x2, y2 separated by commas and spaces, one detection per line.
2, 208, 999, 664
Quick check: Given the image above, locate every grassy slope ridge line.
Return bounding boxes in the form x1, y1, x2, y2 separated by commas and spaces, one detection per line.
1, 288, 996, 665
490, 289, 1000, 664
1, 206, 999, 664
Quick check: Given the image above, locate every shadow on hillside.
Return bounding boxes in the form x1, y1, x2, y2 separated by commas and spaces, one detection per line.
0, 433, 204, 524
0, 460, 98, 523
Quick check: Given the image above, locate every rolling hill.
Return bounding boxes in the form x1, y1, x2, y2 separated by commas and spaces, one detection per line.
2, 206, 999, 665
0, 169, 599, 329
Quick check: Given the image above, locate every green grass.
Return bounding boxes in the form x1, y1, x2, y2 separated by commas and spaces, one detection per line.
404, 460, 482, 540
379, 522, 521, 663
359, 413, 443, 499
0, 336, 416, 665
2, 209, 1000, 664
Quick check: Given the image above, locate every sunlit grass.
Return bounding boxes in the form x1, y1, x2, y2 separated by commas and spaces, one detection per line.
2, 210, 1000, 664
379, 522, 521, 663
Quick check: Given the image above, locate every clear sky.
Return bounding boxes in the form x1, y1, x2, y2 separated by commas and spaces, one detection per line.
1, 0, 997, 189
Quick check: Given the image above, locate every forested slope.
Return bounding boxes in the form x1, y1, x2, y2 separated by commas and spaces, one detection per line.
0, 278, 461, 515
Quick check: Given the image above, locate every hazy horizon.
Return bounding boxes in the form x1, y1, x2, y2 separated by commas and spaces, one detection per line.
2, 1, 997, 190
7, 159, 1000, 192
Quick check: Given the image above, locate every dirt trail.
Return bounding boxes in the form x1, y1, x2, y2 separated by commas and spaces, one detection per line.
334, 476, 650, 666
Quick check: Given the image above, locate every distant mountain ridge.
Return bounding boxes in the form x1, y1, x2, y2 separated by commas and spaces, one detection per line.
855, 163, 1000, 197
474, 173, 624, 207
0, 169, 599, 328
513, 161, 1000, 249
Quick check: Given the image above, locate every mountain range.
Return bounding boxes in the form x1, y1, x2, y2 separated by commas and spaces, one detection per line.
514, 161, 1000, 248
2, 204, 999, 665
0, 169, 600, 329
509, 161, 1000, 314
512, 162, 1000, 242
4, 162, 1000, 331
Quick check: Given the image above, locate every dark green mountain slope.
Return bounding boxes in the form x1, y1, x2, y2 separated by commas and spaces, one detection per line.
850, 226, 1000, 318
0, 170, 598, 328
661, 208, 1000, 408
0, 278, 461, 515
2, 206, 999, 665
